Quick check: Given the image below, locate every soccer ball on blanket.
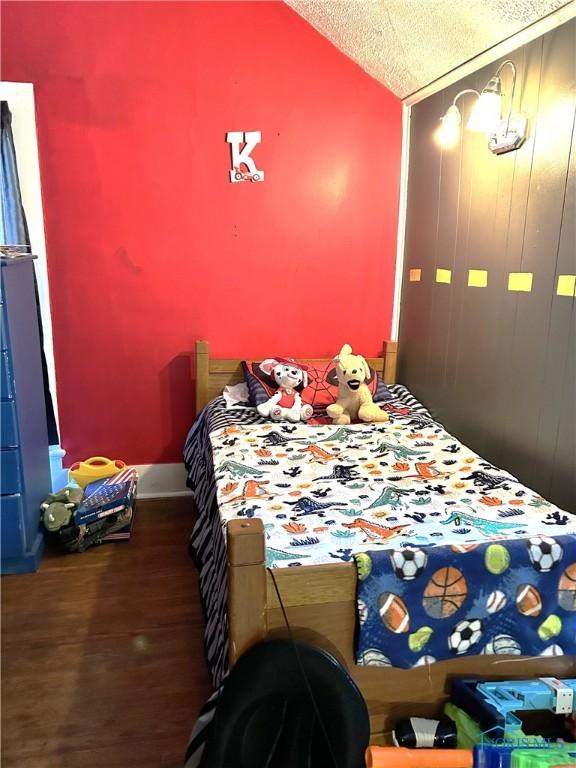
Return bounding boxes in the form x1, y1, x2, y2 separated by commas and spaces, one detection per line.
448, 618, 483, 655
528, 536, 563, 573
390, 548, 427, 581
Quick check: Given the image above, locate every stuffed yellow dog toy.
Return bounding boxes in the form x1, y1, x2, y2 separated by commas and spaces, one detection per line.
326, 344, 389, 424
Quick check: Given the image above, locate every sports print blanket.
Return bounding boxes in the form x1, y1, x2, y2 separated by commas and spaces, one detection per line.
355, 535, 576, 669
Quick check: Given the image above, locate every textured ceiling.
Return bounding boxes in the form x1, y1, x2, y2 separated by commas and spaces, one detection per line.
284, 0, 572, 97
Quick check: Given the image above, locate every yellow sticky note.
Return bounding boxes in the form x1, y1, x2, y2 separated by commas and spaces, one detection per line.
557, 274, 576, 297
508, 272, 533, 292
436, 268, 451, 284
468, 269, 488, 288
409, 269, 422, 282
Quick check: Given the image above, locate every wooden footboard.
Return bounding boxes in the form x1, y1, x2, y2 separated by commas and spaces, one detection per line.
227, 518, 575, 743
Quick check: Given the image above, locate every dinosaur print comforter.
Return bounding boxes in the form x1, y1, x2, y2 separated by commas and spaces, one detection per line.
211, 411, 573, 567
185, 391, 575, 683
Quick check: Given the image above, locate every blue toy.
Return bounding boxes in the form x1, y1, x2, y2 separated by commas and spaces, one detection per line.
452, 678, 576, 739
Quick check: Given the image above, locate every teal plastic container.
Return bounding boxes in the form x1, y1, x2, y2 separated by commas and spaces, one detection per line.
49, 445, 68, 491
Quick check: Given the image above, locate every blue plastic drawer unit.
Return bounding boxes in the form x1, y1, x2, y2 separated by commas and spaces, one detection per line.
0, 257, 50, 574
0, 349, 13, 399
1, 448, 23, 494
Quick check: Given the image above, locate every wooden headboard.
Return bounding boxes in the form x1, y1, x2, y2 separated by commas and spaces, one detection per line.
194, 340, 398, 412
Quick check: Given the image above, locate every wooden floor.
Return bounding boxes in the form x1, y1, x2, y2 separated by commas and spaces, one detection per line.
1, 499, 212, 768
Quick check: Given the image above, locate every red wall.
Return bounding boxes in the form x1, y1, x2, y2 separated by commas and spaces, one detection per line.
1, 1, 402, 465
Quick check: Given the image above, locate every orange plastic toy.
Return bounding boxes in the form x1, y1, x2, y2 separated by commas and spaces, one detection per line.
366, 746, 473, 768
69, 456, 127, 488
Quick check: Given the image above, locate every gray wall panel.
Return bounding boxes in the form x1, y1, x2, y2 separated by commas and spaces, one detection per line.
488, 37, 544, 470
424, 83, 463, 419
551, 307, 575, 506
533, 121, 576, 496
398, 96, 443, 401
399, 19, 576, 512
446, 68, 505, 457
500, 26, 575, 481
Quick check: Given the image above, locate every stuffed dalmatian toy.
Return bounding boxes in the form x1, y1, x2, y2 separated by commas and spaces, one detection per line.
257, 357, 313, 422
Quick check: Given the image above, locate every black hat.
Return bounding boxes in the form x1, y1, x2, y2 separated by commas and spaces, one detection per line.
199, 640, 370, 768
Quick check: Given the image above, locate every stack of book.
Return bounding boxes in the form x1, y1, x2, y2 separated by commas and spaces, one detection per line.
70, 468, 137, 550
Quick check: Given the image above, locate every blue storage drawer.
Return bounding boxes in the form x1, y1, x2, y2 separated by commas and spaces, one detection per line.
1, 448, 22, 494
0, 349, 14, 399
0, 258, 49, 574
0, 303, 8, 352
1, 400, 18, 447
0, 494, 25, 560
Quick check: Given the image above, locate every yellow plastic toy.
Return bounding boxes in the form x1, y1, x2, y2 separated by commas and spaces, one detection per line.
69, 457, 126, 488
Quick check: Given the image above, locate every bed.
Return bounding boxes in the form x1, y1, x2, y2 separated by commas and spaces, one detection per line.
184, 340, 575, 744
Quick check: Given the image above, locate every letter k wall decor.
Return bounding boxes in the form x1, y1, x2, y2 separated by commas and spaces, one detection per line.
226, 131, 265, 183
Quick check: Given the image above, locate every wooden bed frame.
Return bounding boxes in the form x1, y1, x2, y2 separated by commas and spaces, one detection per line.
194, 340, 573, 743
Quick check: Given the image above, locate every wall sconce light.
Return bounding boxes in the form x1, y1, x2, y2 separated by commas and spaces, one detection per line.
437, 60, 528, 155
435, 89, 479, 148
467, 76, 501, 134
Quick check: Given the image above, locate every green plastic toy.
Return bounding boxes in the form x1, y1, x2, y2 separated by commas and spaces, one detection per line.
511, 746, 576, 766
40, 484, 84, 532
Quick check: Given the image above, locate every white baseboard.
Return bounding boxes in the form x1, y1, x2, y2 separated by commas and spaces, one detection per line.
133, 463, 192, 499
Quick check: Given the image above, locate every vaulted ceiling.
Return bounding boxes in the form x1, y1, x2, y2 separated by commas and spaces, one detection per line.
284, 0, 572, 98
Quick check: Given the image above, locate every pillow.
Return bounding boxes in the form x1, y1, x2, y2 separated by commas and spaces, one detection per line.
222, 382, 250, 409
242, 359, 393, 413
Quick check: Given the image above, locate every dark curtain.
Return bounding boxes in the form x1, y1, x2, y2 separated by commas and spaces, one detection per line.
1, 101, 59, 444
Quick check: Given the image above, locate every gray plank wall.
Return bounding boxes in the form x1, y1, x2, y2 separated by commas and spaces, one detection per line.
398, 18, 575, 512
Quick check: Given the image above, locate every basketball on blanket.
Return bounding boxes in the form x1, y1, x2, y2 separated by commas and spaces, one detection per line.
486, 590, 507, 614
378, 592, 410, 633
528, 536, 563, 573
482, 634, 522, 655
558, 563, 576, 611
422, 567, 467, 619
485, 544, 510, 575
391, 548, 427, 581
448, 618, 483, 655
516, 584, 543, 617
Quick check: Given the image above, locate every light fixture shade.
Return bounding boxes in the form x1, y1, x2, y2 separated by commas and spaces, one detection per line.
467, 76, 502, 133
435, 61, 525, 155
435, 104, 461, 148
